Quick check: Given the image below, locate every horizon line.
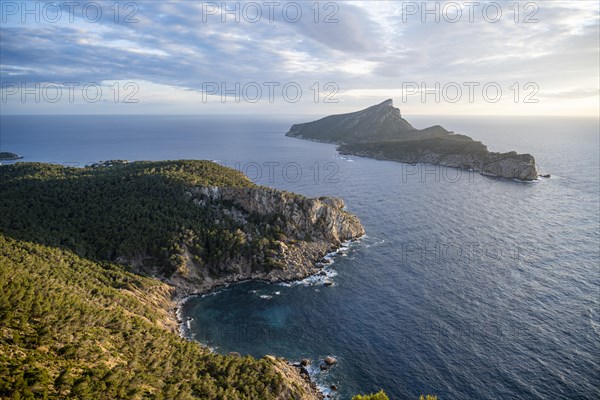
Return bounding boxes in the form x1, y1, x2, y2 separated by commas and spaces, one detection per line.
2, 113, 599, 118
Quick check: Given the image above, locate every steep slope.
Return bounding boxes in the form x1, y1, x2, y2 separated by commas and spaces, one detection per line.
286, 100, 540, 181
172, 186, 364, 295
287, 99, 425, 143
0, 234, 320, 399
0, 161, 364, 297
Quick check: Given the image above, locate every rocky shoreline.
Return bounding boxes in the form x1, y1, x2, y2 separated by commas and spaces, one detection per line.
289, 361, 326, 400
286, 99, 546, 181
171, 236, 361, 399
153, 186, 364, 300
156, 185, 365, 400
172, 236, 360, 301
337, 146, 547, 182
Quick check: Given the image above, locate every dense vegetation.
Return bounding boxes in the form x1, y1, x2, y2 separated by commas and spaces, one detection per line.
338, 135, 488, 164
351, 391, 437, 400
0, 160, 319, 398
0, 161, 290, 278
0, 234, 309, 399
352, 390, 390, 400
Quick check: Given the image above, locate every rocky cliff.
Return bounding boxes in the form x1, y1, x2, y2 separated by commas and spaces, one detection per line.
337, 139, 539, 181
168, 186, 365, 297
287, 99, 542, 181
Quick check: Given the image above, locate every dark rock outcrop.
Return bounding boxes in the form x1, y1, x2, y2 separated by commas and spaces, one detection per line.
0, 152, 23, 161
324, 356, 337, 366
265, 356, 324, 400
287, 99, 541, 181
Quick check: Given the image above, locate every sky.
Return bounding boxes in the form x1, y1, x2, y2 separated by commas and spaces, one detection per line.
0, 0, 598, 115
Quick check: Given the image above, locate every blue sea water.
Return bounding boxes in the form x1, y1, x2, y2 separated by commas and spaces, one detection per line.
1, 114, 599, 399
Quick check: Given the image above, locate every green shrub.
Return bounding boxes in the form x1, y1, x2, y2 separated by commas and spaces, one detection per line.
352, 389, 389, 400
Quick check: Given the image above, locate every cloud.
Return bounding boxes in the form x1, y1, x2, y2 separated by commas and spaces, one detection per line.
0, 0, 598, 115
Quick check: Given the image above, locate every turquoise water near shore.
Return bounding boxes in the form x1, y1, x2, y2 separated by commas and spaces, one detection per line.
2, 114, 599, 399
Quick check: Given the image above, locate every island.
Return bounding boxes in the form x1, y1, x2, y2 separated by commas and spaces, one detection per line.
286, 99, 545, 181
0, 152, 23, 161
0, 160, 365, 399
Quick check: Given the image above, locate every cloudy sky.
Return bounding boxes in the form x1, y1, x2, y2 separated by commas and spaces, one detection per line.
1, 0, 598, 115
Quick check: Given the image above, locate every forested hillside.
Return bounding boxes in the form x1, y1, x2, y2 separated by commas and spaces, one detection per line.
0, 160, 368, 398
0, 234, 314, 399
0, 161, 301, 279
0, 160, 369, 398
0, 161, 363, 292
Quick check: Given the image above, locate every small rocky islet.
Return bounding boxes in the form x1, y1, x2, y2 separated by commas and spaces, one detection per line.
0, 152, 23, 161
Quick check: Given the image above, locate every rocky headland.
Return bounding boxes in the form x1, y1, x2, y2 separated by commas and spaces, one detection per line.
287, 99, 545, 181
166, 185, 365, 298
0, 160, 365, 399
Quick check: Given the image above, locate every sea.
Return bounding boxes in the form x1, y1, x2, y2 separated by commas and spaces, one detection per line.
1, 114, 598, 399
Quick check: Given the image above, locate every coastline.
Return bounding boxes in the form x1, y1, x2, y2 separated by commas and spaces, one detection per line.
288, 134, 544, 182
338, 149, 544, 183
0, 160, 363, 399
174, 236, 362, 333
172, 236, 363, 399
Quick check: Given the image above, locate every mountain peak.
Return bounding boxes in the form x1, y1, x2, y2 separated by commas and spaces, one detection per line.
286, 98, 416, 143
